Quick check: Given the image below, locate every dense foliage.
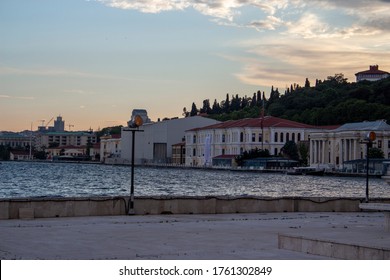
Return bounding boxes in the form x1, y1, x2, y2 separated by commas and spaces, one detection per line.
187, 74, 390, 125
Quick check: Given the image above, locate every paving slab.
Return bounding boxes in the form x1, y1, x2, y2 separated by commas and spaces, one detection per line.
0, 212, 389, 260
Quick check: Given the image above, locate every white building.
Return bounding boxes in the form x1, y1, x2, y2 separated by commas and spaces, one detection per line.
121, 116, 220, 164
309, 120, 390, 170
186, 116, 321, 166
355, 65, 389, 82
100, 134, 121, 163
38, 131, 97, 149
0, 133, 31, 148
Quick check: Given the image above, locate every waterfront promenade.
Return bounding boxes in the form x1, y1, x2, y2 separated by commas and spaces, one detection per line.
0, 212, 389, 260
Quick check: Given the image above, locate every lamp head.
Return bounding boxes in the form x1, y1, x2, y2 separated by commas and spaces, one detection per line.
128, 115, 144, 128
366, 131, 376, 142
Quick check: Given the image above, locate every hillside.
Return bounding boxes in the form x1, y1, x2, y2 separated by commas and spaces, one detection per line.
187, 74, 390, 126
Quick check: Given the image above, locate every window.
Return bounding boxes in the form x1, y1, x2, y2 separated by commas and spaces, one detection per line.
193, 135, 196, 144
222, 149, 225, 155
240, 132, 244, 142
258, 134, 262, 142
193, 148, 196, 156
292, 133, 295, 142
274, 132, 278, 142
297, 133, 301, 142
274, 148, 278, 155
286, 133, 290, 142
240, 148, 243, 155
252, 133, 256, 142
280, 133, 284, 143
222, 134, 225, 143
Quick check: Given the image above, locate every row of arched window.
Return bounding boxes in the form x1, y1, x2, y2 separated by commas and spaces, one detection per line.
274, 132, 301, 143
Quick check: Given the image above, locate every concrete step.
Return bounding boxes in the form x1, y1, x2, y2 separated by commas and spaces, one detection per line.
278, 234, 390, 260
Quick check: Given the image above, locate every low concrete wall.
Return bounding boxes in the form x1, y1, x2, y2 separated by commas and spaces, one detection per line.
1, 196, 390, 220
278, 234, 390, 260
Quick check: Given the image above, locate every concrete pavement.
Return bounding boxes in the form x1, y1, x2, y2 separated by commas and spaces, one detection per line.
0, 212, 389, 260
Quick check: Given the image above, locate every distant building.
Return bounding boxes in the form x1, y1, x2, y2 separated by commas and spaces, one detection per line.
121, 115, 220, 164
185, 116, 321, 166
309, 120, 390, 170
100, 134, 121, 163
355, 65, 389, 82
172, 142, 186, 165
9, 150, 30, 161
38, 131, 97, 149
128, 109, 152, 126
53, 116, 65, 132
0, 133, 31, 148
38, 116, 65, 133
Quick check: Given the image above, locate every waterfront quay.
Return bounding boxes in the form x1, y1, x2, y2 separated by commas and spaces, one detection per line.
0, 212, 389, 260
1, 195, 390, 260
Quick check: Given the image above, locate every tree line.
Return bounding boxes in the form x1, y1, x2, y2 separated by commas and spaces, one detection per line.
185, 74, 390, 125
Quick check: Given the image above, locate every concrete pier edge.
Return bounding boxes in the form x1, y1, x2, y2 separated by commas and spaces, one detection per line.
1, 196, 390, 220
278, 233, 390, 260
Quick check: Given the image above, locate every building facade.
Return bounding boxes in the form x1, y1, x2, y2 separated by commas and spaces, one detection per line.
309, 120, 390, 170
100, 134, 121, 163
0, 133, 31, 148
121, 115, 220, 164
355, 65, 389, 82
185, 116, 321, 166
38, 131, 97, 149
172, 142, 186, 165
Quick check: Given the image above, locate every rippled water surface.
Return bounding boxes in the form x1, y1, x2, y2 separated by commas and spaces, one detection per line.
0, 161, 389, 198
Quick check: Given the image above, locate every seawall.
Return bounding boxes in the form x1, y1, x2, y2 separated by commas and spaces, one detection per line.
1, 196, 390, 220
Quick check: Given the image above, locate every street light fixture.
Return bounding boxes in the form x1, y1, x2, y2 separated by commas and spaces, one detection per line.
124, 115, 144, 215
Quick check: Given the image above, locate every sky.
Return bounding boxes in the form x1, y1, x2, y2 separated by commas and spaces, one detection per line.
1, 0, 390, 132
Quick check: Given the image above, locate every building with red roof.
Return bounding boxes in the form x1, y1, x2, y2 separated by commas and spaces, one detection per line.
355, 65, 389, 82
185, 115, 326, 166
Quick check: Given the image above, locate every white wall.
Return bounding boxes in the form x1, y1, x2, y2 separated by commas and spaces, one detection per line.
121, 116, 220, 164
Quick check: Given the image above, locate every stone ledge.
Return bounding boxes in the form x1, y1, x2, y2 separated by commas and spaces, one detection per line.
278, 234, 390, 260
359, 203, 390, 211
18, 208, 35, 220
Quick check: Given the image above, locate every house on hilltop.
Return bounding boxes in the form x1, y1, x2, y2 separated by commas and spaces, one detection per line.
355, 65, 389, 82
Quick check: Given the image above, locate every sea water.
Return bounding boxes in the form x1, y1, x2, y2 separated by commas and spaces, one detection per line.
0, 161, 389, 199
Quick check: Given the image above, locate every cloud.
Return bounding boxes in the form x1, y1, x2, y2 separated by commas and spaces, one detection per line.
226, 31, 390, 91
0, 94, 35, 100
247, 15, 283, 31
93, 0, 390, 35
93, 0, 296, 23
63, 89, 95, 95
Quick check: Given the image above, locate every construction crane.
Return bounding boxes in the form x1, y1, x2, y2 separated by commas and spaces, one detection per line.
38, 120, 45, 126
45, 117, 54, 127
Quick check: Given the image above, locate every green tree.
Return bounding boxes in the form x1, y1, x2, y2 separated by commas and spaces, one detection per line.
190, 102, 198, 116
200, 99, 211, 114
235, 148, 270, 166
304, 78, 310, 88
298, 142, 309, 166
368, 147, 384, 159
281, 141, 299, 161
0, 145, 10, 160
223, 93, 230, 113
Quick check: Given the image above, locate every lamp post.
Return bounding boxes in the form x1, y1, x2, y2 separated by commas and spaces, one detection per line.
124, 115, 144, 215
364, 131, 376, 203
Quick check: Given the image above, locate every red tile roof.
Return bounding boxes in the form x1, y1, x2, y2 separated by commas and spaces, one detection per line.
355, 65, 389, 76
187, 116, 317, 132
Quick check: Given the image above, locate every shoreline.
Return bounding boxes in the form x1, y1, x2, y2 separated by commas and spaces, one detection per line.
2, 159, 384, 178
